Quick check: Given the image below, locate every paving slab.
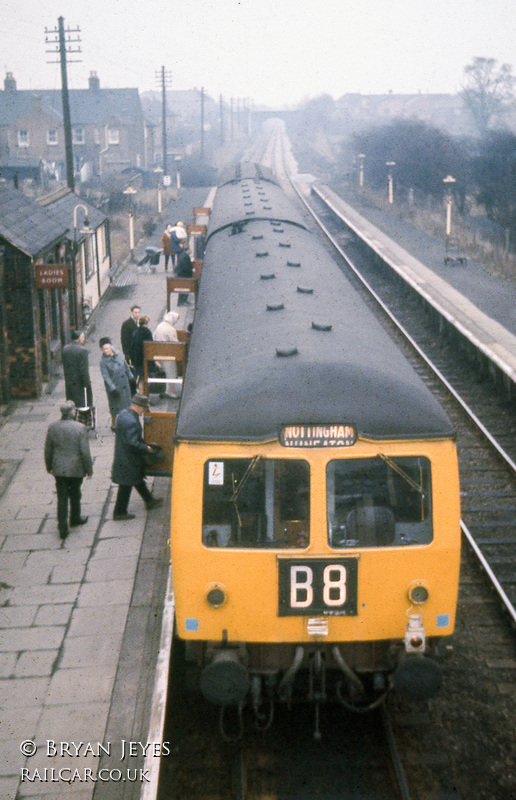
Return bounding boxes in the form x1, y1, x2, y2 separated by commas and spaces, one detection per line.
0, 188, 206, 800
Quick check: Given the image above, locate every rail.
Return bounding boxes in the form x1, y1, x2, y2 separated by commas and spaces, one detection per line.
268, 130, 516, 627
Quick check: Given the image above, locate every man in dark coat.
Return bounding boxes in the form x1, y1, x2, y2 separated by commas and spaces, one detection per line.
120, 304, 140, 365
44, 400, 93, 541
62, 330, 93, 408
111, 394, 163, 520
175, 243, 194, 306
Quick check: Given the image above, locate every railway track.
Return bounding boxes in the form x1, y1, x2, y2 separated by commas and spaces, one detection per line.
155, 133, 515, 800
158, 671, 416, 800
288, 172, 516, 627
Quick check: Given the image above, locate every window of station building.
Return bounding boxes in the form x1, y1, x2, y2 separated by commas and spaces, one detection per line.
203, 458, 310, 548
47, 129, 58, 146
107, 128, 120, 145
72, 127, 85, 145
327, 456, 432, 548
17, 130, 29, 147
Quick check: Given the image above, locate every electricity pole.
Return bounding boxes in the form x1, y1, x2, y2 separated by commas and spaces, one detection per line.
45, 17, 81, 191
219, 94, 224, 146
200, 87, 205, 159
156, 67, 172, 176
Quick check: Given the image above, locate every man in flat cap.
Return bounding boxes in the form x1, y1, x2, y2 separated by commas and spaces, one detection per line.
44, 400, 93, 542
111, 394, 163, 520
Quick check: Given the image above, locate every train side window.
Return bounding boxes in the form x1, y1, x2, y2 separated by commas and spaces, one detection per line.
326, 456, 432, 548
202, 458, 310, 548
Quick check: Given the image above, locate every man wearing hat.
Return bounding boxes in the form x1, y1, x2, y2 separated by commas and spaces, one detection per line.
62, 330, 93, 409
112, 394, 163, 520
44, 401, 93, 541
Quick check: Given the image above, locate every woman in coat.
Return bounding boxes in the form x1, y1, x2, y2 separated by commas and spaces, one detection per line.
170, 221, 187, 267
99, 337, 133, 430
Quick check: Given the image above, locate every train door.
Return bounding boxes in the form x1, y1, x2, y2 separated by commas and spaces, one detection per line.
142, 339, 189, 475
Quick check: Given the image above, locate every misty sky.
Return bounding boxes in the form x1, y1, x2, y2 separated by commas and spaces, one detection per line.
1, 0, 514, 107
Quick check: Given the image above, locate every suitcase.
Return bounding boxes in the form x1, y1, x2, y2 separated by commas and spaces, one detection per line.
76, 388, 97, 436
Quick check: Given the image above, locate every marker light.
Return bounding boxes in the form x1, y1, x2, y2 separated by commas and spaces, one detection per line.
407, 581, 429, 604
206, 585, 226, 608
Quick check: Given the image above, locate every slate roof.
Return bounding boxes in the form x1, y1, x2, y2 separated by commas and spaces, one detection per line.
0, 88, 142, 127
39, 189, 107, 241
0, 183, 68, 257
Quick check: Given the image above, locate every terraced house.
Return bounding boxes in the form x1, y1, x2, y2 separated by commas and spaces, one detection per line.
0, 70, 145, 183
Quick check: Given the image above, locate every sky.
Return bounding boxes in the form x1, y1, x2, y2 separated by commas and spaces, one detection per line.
0, 0, 515, 107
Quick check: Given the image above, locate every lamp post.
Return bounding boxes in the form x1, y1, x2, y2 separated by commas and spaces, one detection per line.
123, 186, 138, 261
154, 166, 164, 214
386, 161, 395, 205
443, 175, 456, 237
357, 153, 365, 188
174, 155, 182, 190
73, 204, 91, 328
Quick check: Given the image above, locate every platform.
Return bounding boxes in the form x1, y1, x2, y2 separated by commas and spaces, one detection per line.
0, 188, 206, 800
313, 182, 516, 382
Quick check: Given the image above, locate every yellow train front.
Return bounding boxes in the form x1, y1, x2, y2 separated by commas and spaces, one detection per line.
170, 165, 461, 727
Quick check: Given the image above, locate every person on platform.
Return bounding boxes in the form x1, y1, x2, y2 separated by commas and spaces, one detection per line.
160, 223, 174, 271
62, 330, 93, 409
44, 400, 93, 542
130, 314, 154, 393
175, 242, 194, 306
99, 337, 134, 431
154, 311, 180, 398
120, 305, 140, 365
111, 394, 163, 520
170, 221, 187, 267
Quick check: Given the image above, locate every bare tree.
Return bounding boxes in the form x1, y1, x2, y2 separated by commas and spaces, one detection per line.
461, 57, 515, 137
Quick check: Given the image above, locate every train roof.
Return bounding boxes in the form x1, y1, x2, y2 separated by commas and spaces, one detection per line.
207, 170, 308, 241
175, 182, 454, 444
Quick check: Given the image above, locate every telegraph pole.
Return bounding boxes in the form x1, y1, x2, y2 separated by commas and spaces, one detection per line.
156, 67, 172, 176
219, 94, 224, 146
45, 17, 81, 191
200, 87, 205, 159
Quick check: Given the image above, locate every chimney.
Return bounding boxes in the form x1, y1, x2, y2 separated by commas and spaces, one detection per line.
89, 71, 100, 91
4, 72, 16, 92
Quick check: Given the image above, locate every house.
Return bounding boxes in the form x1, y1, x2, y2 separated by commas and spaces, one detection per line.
334, 93, 475, 137
0, 183, 69, 400
0, 71, 145, 183
38, 188, 111, 321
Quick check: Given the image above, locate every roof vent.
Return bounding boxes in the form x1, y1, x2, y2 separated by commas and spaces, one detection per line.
297, 286, 314, 294
312, 322, 333, 332
276, 346, 298, 357
287, 261, 301, 268
260, 273, 276, 280
267, 302, 285, 311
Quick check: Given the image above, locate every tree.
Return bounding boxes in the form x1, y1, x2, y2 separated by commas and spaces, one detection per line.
473, 131, 516, 249
350, 120, 467, 201
296, 94, 336, 133
460, 57, 515, 137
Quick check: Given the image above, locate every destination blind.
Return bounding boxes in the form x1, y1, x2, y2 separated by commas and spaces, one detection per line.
280, 424, 356, 447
